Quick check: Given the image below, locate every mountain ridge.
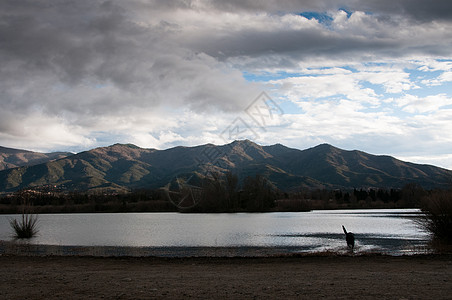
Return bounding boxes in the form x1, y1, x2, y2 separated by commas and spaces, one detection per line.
0, 140, 451, 193
0, 146, 73, 172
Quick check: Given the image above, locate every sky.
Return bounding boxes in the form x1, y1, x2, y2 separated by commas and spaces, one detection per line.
1, 0, 452, 169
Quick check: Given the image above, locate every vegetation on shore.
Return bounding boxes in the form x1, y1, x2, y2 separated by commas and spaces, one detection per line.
416, 189, 452, 244
9, 213, 39, 239
0, 172, 435, 214
9, 191, 39, 239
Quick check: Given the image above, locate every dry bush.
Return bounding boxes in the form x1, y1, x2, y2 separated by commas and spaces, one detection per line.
417, 190, 452, 243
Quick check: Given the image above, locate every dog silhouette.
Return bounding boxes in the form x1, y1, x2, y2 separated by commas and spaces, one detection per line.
342, 225, 355, 250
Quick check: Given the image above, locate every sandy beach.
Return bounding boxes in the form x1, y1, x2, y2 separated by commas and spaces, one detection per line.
1, 254, 451, 299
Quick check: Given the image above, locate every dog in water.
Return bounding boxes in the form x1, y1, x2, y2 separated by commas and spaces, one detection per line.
342, 225, 355, 250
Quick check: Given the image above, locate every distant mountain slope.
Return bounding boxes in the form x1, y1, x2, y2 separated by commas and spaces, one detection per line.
0, 146, 72, 171
262, 143, 452, 189
0, 141, 451, 193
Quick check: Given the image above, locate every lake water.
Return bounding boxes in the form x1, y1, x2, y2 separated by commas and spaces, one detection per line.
0, 209, 429, 256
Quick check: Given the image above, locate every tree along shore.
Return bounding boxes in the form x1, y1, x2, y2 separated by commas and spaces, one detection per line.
0, 176, 435, 214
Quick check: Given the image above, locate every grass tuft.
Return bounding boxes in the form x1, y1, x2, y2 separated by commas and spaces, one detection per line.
10, 212, 39, 239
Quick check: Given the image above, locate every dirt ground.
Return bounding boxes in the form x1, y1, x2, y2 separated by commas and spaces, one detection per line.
0, 254, 451, 299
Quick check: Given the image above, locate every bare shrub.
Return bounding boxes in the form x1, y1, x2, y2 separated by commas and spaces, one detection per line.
416, 190, 452, 243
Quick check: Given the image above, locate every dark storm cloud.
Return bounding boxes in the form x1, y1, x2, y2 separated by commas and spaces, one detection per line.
0, 0, 258, 116
178, 6, 452, 65
349, 0, 452, 22
203, 0, 452, 21
184, 25, 403, 62
0, 0, 165, 87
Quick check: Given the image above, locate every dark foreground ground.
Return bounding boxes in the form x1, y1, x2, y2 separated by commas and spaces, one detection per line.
1, 254, 451, 299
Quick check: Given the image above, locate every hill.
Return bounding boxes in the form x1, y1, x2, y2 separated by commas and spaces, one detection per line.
0, 141, 451, 193
0, 146, 72, 171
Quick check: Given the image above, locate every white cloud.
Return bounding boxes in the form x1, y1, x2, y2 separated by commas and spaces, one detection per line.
396, 94, 452, 113
0, 111, 95, 152
353, 64, 415, 93
396, 154, 452, 170
418, 59, 452, 72
270, 62, 418, 106
438, 71, 452, 83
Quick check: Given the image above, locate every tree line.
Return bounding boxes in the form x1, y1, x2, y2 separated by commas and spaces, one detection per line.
0, 174, 440, 213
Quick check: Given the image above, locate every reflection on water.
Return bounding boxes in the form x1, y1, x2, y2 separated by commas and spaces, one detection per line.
0, 209, 429, 255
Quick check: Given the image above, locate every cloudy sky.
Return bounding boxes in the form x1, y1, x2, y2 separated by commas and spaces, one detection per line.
1, 0, 452, 169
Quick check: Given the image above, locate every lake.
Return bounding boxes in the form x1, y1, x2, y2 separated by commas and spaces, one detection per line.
0, 209, 429, 256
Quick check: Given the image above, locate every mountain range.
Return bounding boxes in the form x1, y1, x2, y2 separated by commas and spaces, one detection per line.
0, 146, 72, 172
0, 140, 451, 194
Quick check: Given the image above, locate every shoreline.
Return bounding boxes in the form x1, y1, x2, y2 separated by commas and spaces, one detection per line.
1, 254, 451, 299
0, 206, 419, 214
0, 240, 432, 258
